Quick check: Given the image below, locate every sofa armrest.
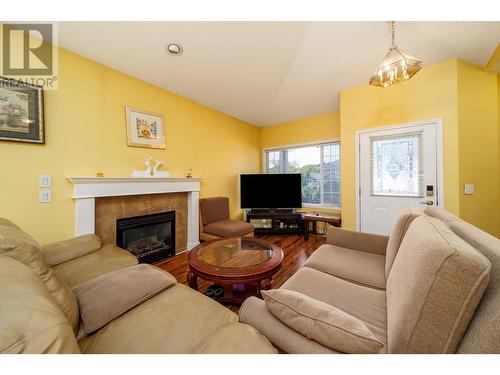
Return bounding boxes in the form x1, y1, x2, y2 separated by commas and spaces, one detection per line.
239, 297, 336, 354
42, 234, 102, 266
326, 226, 389, 256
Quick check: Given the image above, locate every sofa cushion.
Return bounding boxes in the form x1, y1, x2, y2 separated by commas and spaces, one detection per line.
262, 289, 384, 353
450, 221, 500, 353
239, 296, 338, 354
0, 217, 21, 229
326, 226, 389, 256
42, 234, 102, 266
190, 322, 277, 354
200, 196, 230, 225
0, 223, 42, 249
282, 267, 387, 346
386, 215, 491, 353
424, 205, 461, 224
204, 219, 254, 237
78, 283, 239, 353
0, 225, 80, 335
52, 243, 138, 288
385, 208, 422, 277
0, 256, 80, 353
74, 264, 176, 334
304, 244, 386, 289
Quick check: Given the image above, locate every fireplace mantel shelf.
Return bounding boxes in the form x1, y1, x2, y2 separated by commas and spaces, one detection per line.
67, 176, 201, 250
67, 176, 202, 199
67, 176, 202, 183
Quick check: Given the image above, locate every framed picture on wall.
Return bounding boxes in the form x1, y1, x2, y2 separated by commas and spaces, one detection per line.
125, 106, 165, 149
0, 77, 45, 144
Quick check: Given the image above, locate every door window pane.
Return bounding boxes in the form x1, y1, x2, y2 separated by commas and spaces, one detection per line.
371, 133, 422, 196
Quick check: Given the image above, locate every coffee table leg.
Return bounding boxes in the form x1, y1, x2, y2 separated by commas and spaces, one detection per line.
258, 278, 272, 295
304, 220, 309, 240
187, 271, 198, 290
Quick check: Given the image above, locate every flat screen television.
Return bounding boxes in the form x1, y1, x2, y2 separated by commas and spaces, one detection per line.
240, 173, 302, 210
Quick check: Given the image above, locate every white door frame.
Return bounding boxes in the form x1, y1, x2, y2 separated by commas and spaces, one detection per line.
355, 118, 444, 231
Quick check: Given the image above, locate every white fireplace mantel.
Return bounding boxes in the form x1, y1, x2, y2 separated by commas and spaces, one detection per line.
67, 177, 202, 250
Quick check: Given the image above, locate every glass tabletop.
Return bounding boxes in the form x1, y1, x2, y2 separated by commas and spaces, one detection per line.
197, 238, 274, 269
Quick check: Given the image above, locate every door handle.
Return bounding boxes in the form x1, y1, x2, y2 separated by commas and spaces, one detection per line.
419, 201, 434, 205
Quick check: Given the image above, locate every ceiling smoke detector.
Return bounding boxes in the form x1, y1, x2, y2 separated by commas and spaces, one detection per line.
166, 43, 183, 56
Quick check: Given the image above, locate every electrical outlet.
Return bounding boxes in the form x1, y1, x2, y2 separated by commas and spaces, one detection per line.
464, 184, 474, 195
39, 175, 52, 187
39, 190, 52, 203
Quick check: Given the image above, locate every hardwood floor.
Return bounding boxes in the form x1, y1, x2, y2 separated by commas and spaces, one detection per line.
155, 234, 326, 313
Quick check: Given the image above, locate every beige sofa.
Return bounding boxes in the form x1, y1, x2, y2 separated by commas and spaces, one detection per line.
0, 218, 276, 354
240, 207, 500, 354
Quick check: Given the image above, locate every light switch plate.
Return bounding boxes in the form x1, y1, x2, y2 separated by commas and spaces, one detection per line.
39, 190, 52, 203
464, 184, 474, 195
39, 175, 52, 187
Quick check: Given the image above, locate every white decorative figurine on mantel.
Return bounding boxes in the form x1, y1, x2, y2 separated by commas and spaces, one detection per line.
131, 156, 171, 178
152, 160, 171, 178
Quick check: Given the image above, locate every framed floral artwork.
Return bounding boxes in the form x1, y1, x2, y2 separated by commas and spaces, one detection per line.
0, 77, 45, 144
125, 106, 165, 149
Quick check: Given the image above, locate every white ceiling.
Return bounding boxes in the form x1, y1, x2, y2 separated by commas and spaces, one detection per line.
58, 21, 500, 126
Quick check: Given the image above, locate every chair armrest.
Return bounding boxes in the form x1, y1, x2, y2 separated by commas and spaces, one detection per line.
42, 234, 102, 266
326, 226, 389, 256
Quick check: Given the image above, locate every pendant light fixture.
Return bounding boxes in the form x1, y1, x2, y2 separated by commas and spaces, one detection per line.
369, 21, 423, 87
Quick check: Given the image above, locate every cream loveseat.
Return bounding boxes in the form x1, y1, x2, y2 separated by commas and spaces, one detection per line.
239, 207, 500, 354
0, 218, 276, 354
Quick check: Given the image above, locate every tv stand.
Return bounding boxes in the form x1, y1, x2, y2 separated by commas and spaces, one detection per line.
246, 210, 303, 235
249, 208, 294, 214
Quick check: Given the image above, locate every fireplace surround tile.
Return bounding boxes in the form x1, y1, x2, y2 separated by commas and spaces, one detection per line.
95, 197, 125, 221
95, 192, 188, 254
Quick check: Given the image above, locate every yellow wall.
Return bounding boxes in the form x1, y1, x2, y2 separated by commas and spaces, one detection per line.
260, 112, 340, 149
0, 48, 260, 244
340, 60, 461, 230
339, 59, 499, 236
457, 61, 499, 236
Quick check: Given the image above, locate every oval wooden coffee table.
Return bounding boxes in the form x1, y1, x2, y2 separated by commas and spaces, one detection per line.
187, 237, 284, 304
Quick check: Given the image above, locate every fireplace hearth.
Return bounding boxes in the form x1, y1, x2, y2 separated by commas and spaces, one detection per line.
116, 211, 175, 263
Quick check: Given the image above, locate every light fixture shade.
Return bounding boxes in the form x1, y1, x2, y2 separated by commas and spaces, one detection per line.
369, 47, 423, 87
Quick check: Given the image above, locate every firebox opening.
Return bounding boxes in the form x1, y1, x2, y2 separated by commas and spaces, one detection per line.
116, 211, 175, 264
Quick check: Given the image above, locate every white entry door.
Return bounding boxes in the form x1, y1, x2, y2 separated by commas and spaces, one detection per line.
358, 120, 442, 235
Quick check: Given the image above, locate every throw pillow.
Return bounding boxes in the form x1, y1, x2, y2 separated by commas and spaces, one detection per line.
262, 289, 384, 353
74, 264, 176, 334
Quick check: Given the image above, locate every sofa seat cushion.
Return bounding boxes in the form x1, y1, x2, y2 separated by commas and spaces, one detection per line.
305, 244, 386, 289
191, 322, 277, 354
52, 244, 138, 288
0, 256, 80, 354
78, 283, 239, 353
281, 266, 387, 347
262, 289, 384, 353
204, 219, 254, 237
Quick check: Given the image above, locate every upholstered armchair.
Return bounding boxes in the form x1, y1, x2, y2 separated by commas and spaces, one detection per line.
199, 196, 254, 241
